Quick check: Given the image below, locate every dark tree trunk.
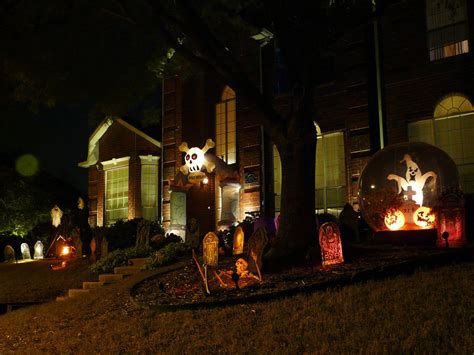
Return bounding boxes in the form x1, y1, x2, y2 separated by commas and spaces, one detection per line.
264, 104, 318, 270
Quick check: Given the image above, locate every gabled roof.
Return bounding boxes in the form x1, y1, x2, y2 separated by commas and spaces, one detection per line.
78, 117, 161, 168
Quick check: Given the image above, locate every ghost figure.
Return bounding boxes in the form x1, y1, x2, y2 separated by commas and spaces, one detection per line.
178, 139, 216, 175
387, 154, 437, 206
51, 205, 63, 227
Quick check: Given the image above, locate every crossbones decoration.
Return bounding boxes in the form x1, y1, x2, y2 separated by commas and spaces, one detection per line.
178, 139, 215, 184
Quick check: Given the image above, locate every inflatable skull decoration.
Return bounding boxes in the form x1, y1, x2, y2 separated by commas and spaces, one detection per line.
178, 139, 215, 178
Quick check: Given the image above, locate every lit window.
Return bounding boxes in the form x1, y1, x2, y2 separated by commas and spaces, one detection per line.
273, 145, 282, 213
409, 94, 474, 192
426, 0, 469, 61
140, 156, 159, 221
104, 160, 129, 225
315, 124, 346, 215
215, 86, 236, 164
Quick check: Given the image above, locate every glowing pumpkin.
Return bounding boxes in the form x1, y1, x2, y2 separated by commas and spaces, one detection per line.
413, 206, 435, 228
384, 209, 406, 230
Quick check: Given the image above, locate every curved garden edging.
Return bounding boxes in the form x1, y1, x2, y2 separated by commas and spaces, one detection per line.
129, 246, 474, 313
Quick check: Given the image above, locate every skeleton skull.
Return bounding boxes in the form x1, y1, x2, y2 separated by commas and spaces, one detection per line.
184, 147, 205, 173
179, 139, 215, 175
235, 258, 249, 276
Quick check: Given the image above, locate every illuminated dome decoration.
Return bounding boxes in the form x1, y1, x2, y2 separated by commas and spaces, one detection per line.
359, 142, 460, 232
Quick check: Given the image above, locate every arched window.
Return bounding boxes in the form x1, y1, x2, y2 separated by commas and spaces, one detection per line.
315, 123, 346, 215
215, 86, 236, 164
426, 0, 469, 61
409, 94, 474, 192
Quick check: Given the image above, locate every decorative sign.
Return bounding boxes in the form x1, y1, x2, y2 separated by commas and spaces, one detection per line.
178, 139, 215, 185
233, 226, 244, 255
202, 232, 219, 267
319, 222, 344, 266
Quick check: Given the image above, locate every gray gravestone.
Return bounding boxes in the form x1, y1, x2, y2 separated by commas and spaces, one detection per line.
247, 227, 268, 274
4, 245, 16, 263
185, 218, 200, 249
34, 241, 44, 259
20, 243, 31, 260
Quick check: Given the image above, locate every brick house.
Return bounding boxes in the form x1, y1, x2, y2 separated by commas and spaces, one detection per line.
161, 0, 474, 236
79, 118, 161, 227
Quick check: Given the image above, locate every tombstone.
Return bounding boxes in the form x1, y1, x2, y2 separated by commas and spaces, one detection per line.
136, 220, 150, 248
233, 226, 244, 255
34, 241, 44, 259
436, 191, 466, 248
3, 245, 16, 263
202, 232, 219, 267
247, 227, 268, 274
90, 238, 97, 261
274, 214, 281, 234
20, 243, 31, 260
185, 218, 200, 249
319, 222, 344, 267
100, 237, 108, 259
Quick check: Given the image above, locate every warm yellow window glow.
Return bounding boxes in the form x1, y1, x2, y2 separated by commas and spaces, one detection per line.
141, 164, 158, 221
216, 86, 236, 164
105, 166, 129, 225
315, 125, 346, 215
273, 145, 282, 213
409, 94, 474, 193
426, 0, 469, 61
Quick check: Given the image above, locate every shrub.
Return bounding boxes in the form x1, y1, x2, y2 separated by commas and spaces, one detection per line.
90, 245, 152, 273
145, 242, 190, 270
93, 219, 165, 252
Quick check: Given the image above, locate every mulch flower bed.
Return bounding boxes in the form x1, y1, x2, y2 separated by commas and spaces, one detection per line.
132, 246, 473, 310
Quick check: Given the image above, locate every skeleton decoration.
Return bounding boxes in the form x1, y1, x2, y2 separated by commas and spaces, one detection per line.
178, 139, 215, 185
387, 154, 437, 207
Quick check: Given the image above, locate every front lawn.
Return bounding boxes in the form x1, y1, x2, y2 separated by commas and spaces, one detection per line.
0, 262, 472, 353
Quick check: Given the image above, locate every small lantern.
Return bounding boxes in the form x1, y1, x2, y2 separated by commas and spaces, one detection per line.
233, 226, 244, 255
202, 232, 219, 267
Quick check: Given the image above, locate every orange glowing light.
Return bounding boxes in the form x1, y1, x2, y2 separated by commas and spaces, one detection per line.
413, 206, 435, 228
384, 209, 406, 230
61, 246, 70, 256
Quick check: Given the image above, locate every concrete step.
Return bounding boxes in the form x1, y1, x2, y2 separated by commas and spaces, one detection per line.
114, 266, 141, 276
128, 257, 150, 268
82, 281, 105, 290
56, 296, 68, 301
68, 289, 90, 298
98, 273, 124, 283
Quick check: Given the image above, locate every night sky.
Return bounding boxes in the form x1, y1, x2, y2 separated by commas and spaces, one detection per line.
0, 104, 91, 193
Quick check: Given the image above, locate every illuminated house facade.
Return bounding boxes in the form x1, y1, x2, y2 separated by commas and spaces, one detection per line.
79, 118, 161, 227
162, 0, 474, 234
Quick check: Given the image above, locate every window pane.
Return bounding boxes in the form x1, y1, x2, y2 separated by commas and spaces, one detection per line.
105, 166, 129, 225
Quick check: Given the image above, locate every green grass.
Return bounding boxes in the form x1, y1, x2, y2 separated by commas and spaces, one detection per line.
0, 262, 472, 353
